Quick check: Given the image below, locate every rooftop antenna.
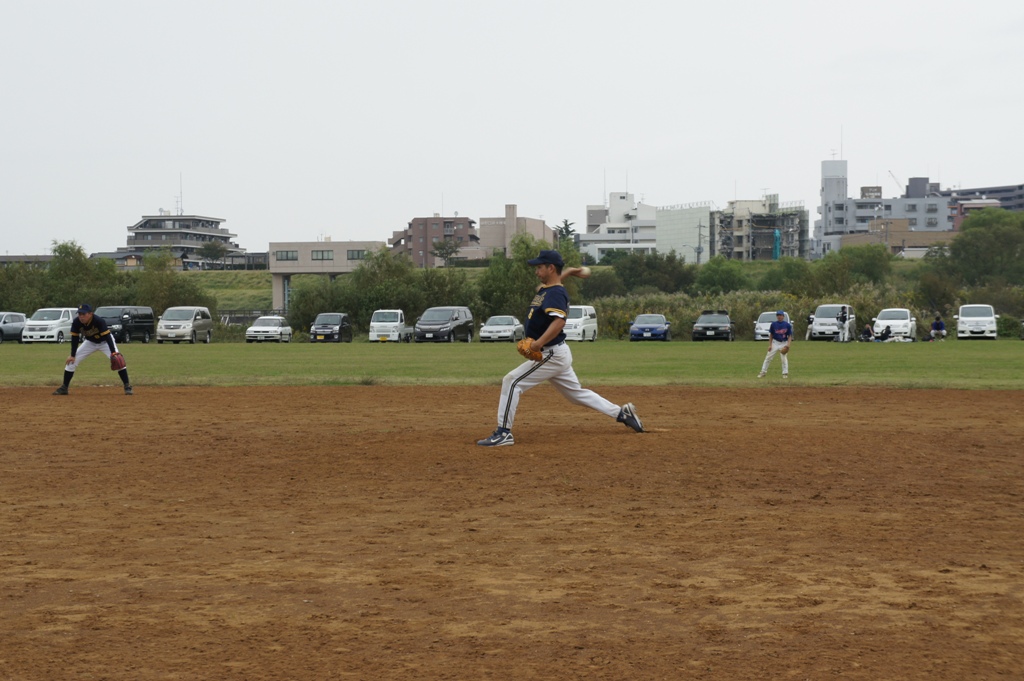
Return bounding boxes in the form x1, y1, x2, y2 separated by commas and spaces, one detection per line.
176, 172, 184, 215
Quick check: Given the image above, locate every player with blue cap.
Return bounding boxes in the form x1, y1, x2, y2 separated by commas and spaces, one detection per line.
758, 310, 793, 379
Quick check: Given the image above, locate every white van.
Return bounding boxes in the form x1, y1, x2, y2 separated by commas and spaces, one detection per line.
808, 304, 855, 341
955, 304, 999, 340
563, 305, 598, 341
22, 307, 77, 343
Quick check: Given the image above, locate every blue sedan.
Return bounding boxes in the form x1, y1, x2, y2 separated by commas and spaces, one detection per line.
629, 314, 671, 341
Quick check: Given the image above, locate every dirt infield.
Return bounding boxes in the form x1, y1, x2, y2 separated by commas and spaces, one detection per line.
2, 385, 1023, 680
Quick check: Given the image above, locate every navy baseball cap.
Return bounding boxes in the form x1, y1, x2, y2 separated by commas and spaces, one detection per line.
776, 310, 786, 315
527, 250, 564, 267
77, 304, 92, 314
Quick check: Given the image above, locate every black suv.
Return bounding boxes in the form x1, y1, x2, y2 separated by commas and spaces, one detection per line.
310, 312, 354, 343
94, 306, 156, 343
692, 309, 735, 341
415, 306, 475, 342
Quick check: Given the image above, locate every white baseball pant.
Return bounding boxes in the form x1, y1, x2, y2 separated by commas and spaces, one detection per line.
496, 342, 620, 431
66, 340, 118, 372
760, 339, 789, 375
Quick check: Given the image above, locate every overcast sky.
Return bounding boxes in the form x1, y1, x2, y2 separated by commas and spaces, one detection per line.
2, 0, 1021, 256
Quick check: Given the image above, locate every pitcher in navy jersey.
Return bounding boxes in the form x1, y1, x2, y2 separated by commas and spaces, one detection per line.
476, 250, 643, 447
758, 310, 792, 379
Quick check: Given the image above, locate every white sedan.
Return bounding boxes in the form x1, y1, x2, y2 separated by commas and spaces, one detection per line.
245, 316, 293, 343
479, 315, 525, 342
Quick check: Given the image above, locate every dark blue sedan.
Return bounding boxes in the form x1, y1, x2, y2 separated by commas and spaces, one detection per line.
629, 314, 671, 341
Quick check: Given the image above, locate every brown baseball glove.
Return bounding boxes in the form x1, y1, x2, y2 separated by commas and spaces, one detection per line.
517, 338, 543, 362
110, 351, 126, 371
780, 345, 790, 355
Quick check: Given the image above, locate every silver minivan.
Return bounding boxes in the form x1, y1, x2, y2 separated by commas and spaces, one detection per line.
22, 307, 77, 343
157, 306, 214, 344
564, 305, 598, 341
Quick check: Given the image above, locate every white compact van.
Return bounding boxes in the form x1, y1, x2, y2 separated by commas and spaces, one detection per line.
22, 307, 77, 343
563, 305, 598, 341
955, 304, 999, 340
808, 303, 855, 341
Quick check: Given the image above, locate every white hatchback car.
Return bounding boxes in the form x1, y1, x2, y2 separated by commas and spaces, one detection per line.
872, 308, 917, 341
245, 316, 293, 343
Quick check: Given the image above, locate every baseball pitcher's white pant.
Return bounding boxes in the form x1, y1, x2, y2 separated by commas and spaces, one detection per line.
760, 340, 789, 375
496, 342, 619, 431
66, 340, 118, 372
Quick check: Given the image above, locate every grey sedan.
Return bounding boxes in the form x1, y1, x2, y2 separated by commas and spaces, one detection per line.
479, 315, 525, 342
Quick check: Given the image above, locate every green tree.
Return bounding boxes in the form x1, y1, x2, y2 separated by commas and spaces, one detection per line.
347, 248, 425, 326
429, 239, 462, 268
555, 219, 576, 243
286, 275, 356, 333
598, 249, 630, 266
48, 241, 101, 305
949, 208, 1024, 285
756, 257, 814, 296
0, 262, 47, 312
136, 247, 216, 316
693, 255, 750, 294
197, 241, 229, 270
579, 269, 627, 300
612, 252, 696, 294
838, 244, 892, 284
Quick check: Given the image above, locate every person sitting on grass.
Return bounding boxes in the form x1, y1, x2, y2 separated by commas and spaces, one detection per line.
875, 325, 893, 342
859, 324, 875, 342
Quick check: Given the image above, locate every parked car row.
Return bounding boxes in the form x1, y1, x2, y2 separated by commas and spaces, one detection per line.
5, 302, 1011, 348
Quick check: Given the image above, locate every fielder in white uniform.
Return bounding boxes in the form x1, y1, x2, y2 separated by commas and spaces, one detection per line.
476, 250, 644, 447
758, 310, 793, 378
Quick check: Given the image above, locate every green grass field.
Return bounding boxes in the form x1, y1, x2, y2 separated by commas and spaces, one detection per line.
3, 338, 1022, 389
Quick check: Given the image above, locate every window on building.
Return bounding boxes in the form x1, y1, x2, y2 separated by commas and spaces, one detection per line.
432, 236, 439, 242
347, 250, 366, 260
457, 236, 463, 242
908, 218, 917, 226
926, 203, 938, 213
432, 223, 439, 230
274, 250, 298, 261
835, 204, 845, 211
311, 250, 334, 261
836, 218, 845, 225
906, 204, 917, 212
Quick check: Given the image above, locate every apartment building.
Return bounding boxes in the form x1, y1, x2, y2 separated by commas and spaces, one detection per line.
389, 215, 484, 268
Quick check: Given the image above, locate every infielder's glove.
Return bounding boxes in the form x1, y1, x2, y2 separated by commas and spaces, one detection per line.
517, 338, 543, 362
780, 345, 790, 355
110, 352, 127, 371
